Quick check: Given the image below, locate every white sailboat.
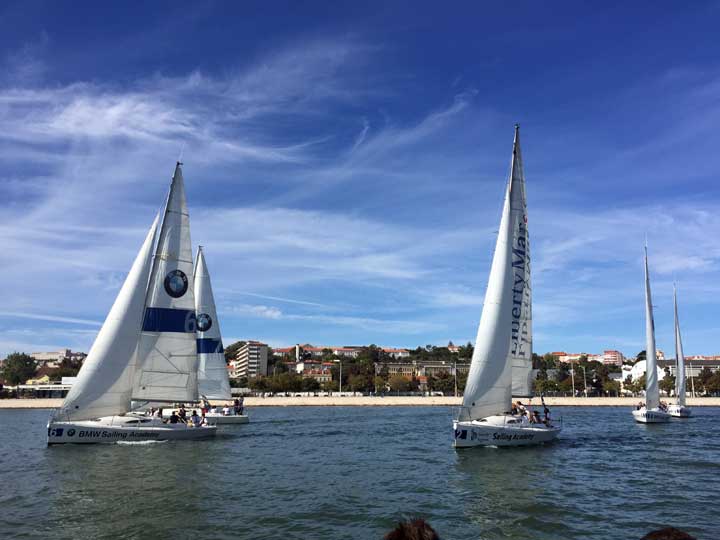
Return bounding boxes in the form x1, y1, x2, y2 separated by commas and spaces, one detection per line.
195, 246, 248, 424
47, 163, 217, 444
668, 285, 691, 418
632, 246, 670, 423
453, 125, 560, 448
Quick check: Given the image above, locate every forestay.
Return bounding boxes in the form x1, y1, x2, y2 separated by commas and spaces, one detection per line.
461, 126, 527, 421
133, 163, 199, 403
58, 216, 159, 421
195, 247, 232, 400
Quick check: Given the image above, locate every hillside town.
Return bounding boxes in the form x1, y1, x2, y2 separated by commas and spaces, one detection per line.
3, 342, 720, 399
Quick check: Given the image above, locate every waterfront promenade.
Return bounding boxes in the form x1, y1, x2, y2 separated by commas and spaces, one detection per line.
2, 396, 720, 408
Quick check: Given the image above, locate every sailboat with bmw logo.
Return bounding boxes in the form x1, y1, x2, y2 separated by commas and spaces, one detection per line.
453, 125, 561, 448
195, 246, 248, 424
47, 163, 217, 444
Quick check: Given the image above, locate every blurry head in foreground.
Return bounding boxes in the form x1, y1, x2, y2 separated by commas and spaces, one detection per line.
641, 527, 695, 540
384, 518, 439, 540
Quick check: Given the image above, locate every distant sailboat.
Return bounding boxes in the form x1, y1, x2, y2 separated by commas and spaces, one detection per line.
453, 125, 560, 448
195, 246, 248, 424
632, 246, 670, 423
668, 285, 691, 418
47, 163, 217, 444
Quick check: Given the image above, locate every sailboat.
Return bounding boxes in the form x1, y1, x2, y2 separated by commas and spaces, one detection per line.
632, 246, 670, 423
47, 163, 217, 444
668, 285, 691, 418
453, 125, 560, 448
195, 246, 248, 424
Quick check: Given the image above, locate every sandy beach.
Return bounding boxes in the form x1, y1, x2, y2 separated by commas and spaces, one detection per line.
2, 396, 720, 409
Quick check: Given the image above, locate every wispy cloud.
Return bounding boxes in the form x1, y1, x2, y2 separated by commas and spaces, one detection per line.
0, 311, 102, 327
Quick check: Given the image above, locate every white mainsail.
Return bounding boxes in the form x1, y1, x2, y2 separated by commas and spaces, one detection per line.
195, 246, 232, 400
461, 126, 529, 421
643, 246, 660, 410
133, 163, 199, 403
58, 215, 159, 421
508, 131, 533, 398
674, 285, 686, 407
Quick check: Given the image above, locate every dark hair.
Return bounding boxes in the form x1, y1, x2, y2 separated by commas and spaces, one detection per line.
641, 527, 696, 540
384, 519, 440, 540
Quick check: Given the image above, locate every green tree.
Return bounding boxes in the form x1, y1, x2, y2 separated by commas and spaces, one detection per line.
229, 376, 248, 388
1, 352, 37, 385
374, 376, 387, 393
389, 374, 410, 394
248, 376, 268, 392
659, 368, 675, 396
698, 367, 714, 394
301, 377, 320, 392
223, 341, 246, 363
348, 373, 371, 393
322, 379, 338, 393
603, 379, 621, 396
54, 356, 83, 379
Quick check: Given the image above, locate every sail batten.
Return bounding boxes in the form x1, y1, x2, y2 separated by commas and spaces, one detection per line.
195, 247, 232, 400
461, 126, 532, 421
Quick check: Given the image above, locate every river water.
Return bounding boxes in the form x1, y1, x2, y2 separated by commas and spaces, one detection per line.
1, 406, 717, 539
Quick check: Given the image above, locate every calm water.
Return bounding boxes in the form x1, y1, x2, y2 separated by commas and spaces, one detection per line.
1, 406, 718, 540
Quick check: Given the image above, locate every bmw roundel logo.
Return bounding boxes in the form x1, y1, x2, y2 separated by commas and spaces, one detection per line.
164, 270, 188, 298
67, 429, 76, 437
197, 313, 212, 332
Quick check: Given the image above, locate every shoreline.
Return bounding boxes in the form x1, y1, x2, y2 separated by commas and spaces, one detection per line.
1, 396, 720, 409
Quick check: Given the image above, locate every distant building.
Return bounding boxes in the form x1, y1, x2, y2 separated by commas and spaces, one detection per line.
272, 344, 409, 360
382, 347, 410, 359
233, 341, 268, 379
602, 350, 625, 366
376, 360, 470, 380
447, 342, 461, 354
30, 349, 87, 369
626, 358, 720, 382
557, 353, 592, 364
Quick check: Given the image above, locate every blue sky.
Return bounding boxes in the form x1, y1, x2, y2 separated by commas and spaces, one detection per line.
1, 1, 720, 358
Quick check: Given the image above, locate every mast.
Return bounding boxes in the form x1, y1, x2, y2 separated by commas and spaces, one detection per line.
460, 125, 525, 421
644, 245, 660, 410
674, 284, 686, 407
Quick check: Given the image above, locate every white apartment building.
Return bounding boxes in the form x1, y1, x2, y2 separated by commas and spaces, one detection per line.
233, 341, 268, 379
602, 350, 625, 366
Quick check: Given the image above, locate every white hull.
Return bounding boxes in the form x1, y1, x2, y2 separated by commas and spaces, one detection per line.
668, 404, 692, 418
632, 407, 671, 423
453, 415, 561, 448
205, 412, 249, 425
47, 416, 217, 445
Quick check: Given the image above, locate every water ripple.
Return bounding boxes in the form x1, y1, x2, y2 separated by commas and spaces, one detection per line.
0, 406, 718, 539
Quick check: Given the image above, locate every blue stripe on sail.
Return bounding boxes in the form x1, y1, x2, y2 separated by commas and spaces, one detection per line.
197, 338, 224, 354
142, 307, 196, 333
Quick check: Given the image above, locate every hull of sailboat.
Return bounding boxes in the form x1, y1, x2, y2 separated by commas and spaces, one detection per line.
452, 417, 560, 448
47, 417, 217, 445
632, 408, 670, 423
667, 405, 691, 418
